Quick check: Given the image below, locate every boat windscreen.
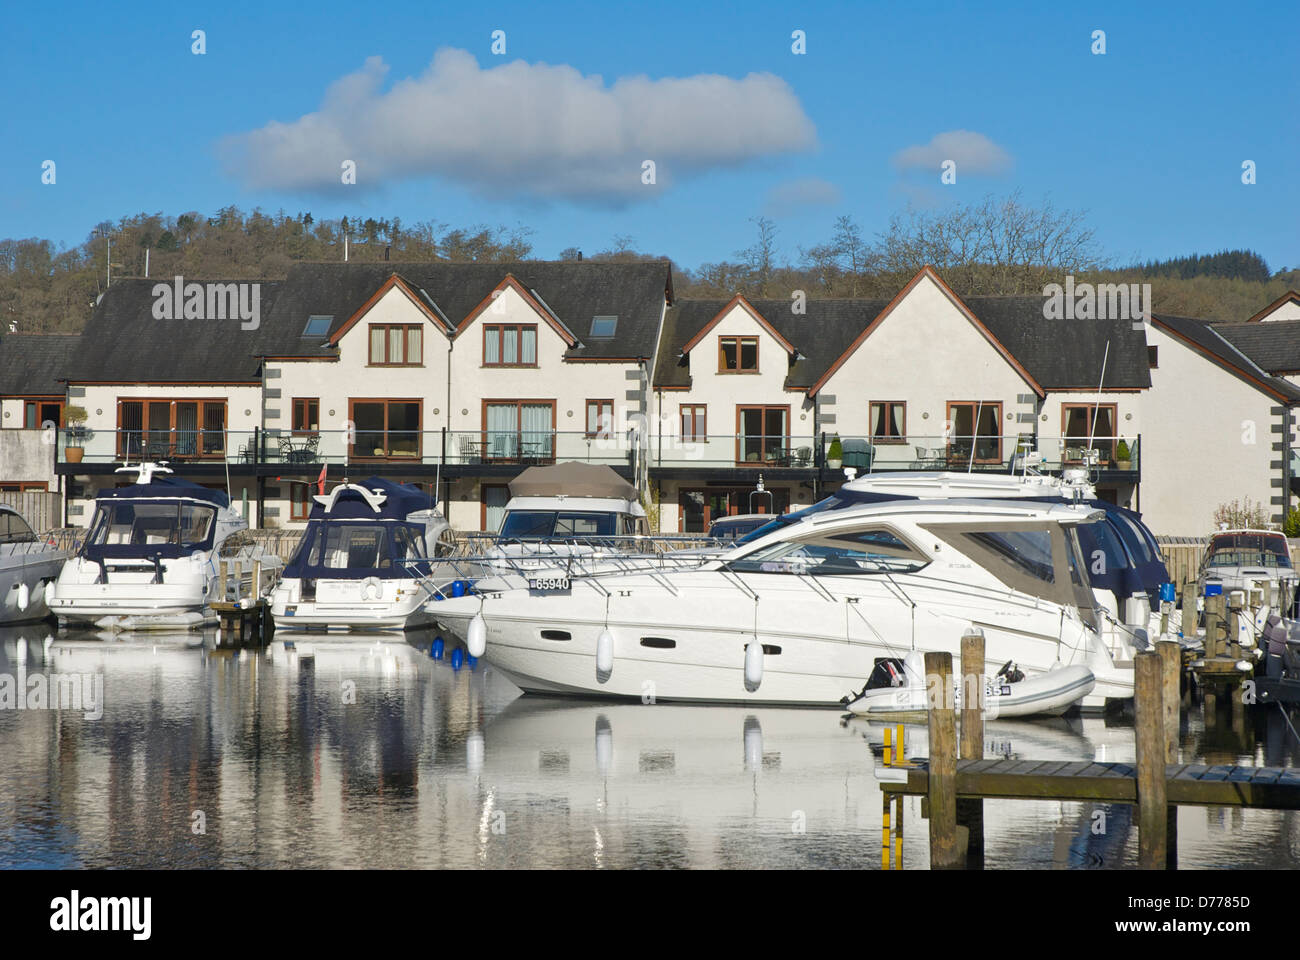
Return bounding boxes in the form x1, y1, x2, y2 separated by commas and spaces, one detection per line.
0, 510, 37, 544
81, 500, 217, 558
1207, 533, 1292, 569
285, 521, 430, 579
499, 511, 618, 539
733, 491, 906, 544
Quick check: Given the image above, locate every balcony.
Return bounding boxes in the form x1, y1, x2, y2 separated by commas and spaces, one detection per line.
54, 428, 638, 473
53, 428, 1140, 483
647, 433, 1141, 479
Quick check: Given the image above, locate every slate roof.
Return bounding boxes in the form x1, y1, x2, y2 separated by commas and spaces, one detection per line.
963, 297, 1151, 391
53, 261, 674, 382
1153, 314, 1300, 403
1213, 320, 1300, 375
657, 294, 1149, 393
0, 333, 79, 395
260, 260, 674, 361
65, 278, 285, 382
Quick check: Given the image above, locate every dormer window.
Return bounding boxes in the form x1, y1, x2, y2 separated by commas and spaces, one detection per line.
719, 336, 758, 372
484, 324, 538, 366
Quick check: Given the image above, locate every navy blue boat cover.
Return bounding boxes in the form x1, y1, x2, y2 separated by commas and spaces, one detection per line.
284, 477, 437, 579
96, 477, 230, 508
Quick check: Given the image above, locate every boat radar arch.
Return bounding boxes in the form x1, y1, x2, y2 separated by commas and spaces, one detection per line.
312, 483, 389, 513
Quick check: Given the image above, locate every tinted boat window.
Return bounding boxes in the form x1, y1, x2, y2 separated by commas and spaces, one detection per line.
729, 529, 927, 576
967, 530, 1056, 583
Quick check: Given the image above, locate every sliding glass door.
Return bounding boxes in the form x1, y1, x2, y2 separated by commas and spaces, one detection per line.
484, 401, 555, 462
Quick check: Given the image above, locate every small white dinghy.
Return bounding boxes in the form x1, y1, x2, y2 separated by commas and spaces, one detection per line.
842, 651, 1096, 719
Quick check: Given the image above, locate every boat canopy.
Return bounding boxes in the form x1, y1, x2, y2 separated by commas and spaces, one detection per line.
96, 477, 230, 508
508, 462, 638, 501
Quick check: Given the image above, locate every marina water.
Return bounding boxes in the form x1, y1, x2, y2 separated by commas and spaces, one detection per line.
1, 624, 1297, 869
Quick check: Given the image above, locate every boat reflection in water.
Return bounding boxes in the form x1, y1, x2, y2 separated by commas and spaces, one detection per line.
2, 622, 1299, 868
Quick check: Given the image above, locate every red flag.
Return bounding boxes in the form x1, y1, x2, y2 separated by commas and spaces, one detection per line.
316, 463, 327, 496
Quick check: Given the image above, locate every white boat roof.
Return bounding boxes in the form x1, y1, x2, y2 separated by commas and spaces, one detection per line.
505, 495, 645, 516
843, 470, 1095, 500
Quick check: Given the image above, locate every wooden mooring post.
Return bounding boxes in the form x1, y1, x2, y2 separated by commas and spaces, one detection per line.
1135, 651, 1167, 869
1156, 640, 1180, 870
958, 628, 985, 869
924, 650, 962, 869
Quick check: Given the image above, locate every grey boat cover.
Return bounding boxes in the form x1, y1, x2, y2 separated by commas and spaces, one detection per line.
508, 462, 638, 501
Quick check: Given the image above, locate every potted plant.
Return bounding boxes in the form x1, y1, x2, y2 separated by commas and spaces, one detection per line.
826, 435, 843, 470
1115, 438, 1132, 471
64, 405, 89, 463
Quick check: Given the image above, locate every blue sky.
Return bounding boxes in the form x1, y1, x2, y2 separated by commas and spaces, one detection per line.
3, 0, 1297, 272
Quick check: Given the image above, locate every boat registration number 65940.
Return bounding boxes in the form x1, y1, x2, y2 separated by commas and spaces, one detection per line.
528, 577, 571, 592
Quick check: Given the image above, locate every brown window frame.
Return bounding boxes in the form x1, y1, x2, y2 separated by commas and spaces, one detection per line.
347, 398, 423, 461
680, 404, 707, 442
945, 401, 1003, 465
1061, 403, 1119, 463
869, 401, 907, 444
718, 336, 759, 373
483, 323, 539, 368
1147, 345, 1159, 368
735, 404, 790, 465
289, 482, 312, 521
16, 399, 63, 430
292, 397, 320, 435
480, 483, 511, 533
0, 481, 49, 492
585, 399, 615, 438
115, 398, 228, 460
367, 323, 424, 367
481, 399, 557, 463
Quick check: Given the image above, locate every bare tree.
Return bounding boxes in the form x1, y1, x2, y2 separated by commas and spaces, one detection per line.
737, 216, 778, 296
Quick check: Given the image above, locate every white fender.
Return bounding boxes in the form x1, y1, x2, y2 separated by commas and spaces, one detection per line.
17, 582, 29, 611
743, 717, 762, 770
44, 578, 56, 604
595, 716, 613, 776
744, 641, 763, 692
467, 613, 487, 658
466, 732, 485, 776
596, 628, 614, 682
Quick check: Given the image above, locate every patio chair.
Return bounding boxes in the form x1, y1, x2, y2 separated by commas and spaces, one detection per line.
795, 446, 812, 467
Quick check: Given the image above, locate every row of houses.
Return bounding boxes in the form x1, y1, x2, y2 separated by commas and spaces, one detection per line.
3, 260, 1299, 536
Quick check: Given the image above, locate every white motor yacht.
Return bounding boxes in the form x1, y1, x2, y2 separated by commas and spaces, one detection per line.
269, 477, 454, 631
0, 505, 67, 624
48, 463, 280, 630
429, 496, 1134, 707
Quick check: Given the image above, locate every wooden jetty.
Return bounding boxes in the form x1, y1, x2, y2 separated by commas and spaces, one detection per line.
878, 636, 1300, 870
211, 558, 274, 649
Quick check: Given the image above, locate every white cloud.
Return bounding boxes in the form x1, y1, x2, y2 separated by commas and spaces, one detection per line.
219, 49, 817, 203
892, 130, 1013, 176
763, 177, 842, 217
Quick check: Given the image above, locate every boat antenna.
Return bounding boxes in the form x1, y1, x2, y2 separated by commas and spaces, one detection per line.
1086, 340, 1110, 475
966, 400, 983, 473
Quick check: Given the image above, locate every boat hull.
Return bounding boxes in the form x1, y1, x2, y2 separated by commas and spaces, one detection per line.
0, 552, 65, 625
433, 570, 1131, 707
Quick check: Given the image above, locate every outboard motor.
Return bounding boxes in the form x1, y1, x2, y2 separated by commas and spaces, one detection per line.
1262, 614, 1300, 680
